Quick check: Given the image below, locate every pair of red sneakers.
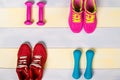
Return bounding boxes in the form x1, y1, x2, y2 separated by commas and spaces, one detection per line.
16, 42, 47, 80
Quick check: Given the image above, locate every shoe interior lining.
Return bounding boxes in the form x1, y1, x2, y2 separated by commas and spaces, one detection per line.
19, 71, 26, 79
73, 0, 81, 12
86, 0, 95, 13
31, 67, 40, 79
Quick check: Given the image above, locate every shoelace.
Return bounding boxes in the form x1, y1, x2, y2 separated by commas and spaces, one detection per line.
18, 56, 27, 68
72, 10, 81, 23
86, 13, 95, 23
31, 55, 42, 68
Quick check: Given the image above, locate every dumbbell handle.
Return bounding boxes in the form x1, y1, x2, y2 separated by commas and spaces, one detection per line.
84, 50, 94, 79
72, 50, 81, 79
37, 2, 46, 26
24, 1, 33, 25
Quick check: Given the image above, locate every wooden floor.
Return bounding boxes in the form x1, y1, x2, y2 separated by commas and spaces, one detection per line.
0, 48, 120, 69
0, 8, 120, 28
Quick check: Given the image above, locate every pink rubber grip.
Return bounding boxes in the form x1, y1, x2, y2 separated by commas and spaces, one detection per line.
24, 1, 34, 25
37, 2, 46, 26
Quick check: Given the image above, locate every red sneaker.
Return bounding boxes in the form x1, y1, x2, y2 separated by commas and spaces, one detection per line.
30, 43, 47, 80
16, 43, 31, 80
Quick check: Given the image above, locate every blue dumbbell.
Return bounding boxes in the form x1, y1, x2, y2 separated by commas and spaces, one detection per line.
72, 50, 82, 79
84, 50, 95, 79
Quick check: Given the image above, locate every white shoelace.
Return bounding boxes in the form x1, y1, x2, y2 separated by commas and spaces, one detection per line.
31, 55, 42, 68
17, 56, 27, 68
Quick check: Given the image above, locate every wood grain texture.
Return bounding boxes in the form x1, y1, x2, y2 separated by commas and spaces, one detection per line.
0, 7, 120, 27
0, 48, 120, 69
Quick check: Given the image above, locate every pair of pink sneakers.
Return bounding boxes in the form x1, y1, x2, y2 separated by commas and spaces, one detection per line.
68, 0, 97, 33
16, 42, 47, 80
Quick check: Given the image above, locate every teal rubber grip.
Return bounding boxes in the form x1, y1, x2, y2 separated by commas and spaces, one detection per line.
84, 50, 94, 79
72, 50, 82, 79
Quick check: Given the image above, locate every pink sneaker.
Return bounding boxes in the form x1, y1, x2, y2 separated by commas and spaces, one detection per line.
68, 0, 83, 33
84, 0, 97, 33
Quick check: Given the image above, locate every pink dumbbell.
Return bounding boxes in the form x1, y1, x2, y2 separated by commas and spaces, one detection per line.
37, 1, 46, 26
24, 1, 34, 25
